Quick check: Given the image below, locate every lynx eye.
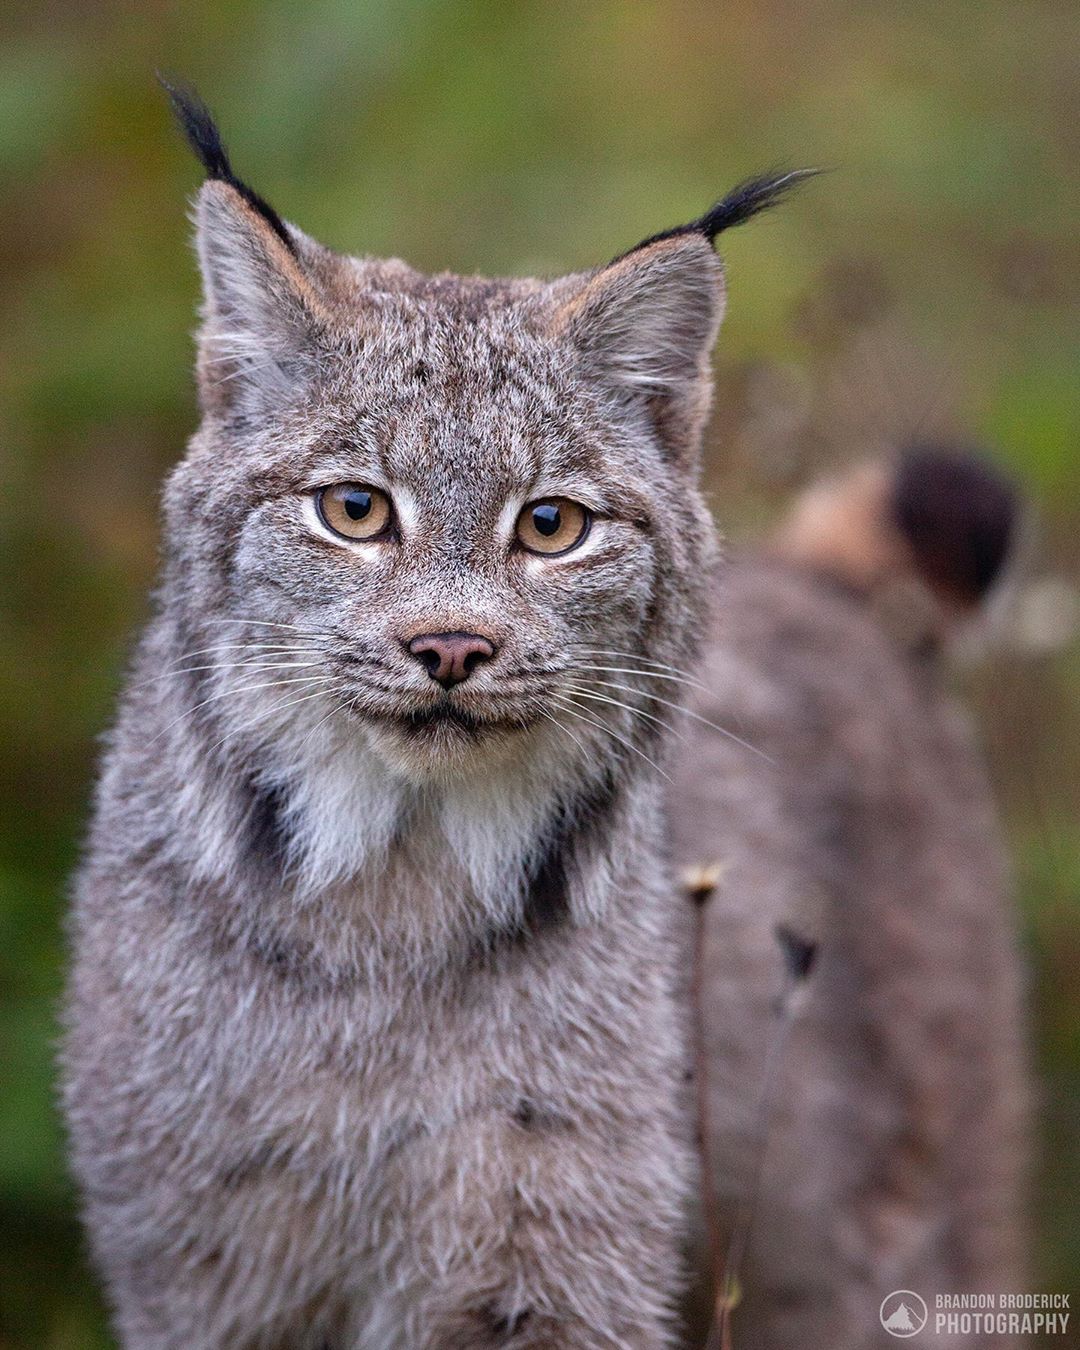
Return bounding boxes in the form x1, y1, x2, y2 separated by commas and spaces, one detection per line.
515, 498, 591, 557
316, 483, 393, 541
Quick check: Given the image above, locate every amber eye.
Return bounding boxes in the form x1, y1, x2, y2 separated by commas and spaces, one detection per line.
316, 484, 393, 541
515, 498, 591, 556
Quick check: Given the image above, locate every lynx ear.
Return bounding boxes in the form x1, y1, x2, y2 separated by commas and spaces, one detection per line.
193, 180, 326, 413
552, 234, 725, 463
162, 78, 325, 414
554, 170, 818, 462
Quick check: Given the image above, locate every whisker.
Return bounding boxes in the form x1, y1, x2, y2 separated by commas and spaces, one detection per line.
295, 687, 355, 756
202, 619, 336, 637
562, 682, 681, 741
549, 695, 632, 768
574, 677, 773, 764
571, 645, 696, 671
550, 694, 672, 784
207, 683, 338, 758
146, 675, 335, 750
575, 649, 759, 741
550, 699, 652, 784
215, 359, 287, 386
133, 660, 324, 690
160, 641, 326, 665
570, 662, 711, 694
571, 647, 711, 687
536, 707, 592, 761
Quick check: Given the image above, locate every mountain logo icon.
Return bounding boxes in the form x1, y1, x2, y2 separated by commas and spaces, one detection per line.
879, 1290, 929, 1337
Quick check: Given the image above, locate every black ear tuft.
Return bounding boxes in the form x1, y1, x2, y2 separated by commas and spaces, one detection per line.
617, 168, 819, 262
694, 168, 821, 241
892, 443, 1019, 604
158, 74, 297, 257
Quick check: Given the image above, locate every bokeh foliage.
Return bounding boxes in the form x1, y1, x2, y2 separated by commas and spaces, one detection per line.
1, 1, 1076, 1344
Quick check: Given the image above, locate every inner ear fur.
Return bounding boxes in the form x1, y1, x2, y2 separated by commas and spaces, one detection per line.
550, 233, 726, 463
194, 180, 330, 416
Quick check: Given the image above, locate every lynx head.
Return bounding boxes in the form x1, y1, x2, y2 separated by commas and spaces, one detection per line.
159, 82, 809, 800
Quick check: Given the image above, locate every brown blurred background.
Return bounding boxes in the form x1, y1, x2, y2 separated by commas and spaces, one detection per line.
1, 1, 1076, 1344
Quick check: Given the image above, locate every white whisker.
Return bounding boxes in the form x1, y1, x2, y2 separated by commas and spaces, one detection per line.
203, 619, 335, 637
160, 641, 327, 666
550, 694, 672, 784
296, 689, 354, 756
536, 707, 591, 761
146, 675, 335, 749
134, 660, 324, 690
572, 646, 707, 682
571, 662, 711, 695
562, 682, 681, 741
573, 677, 773, 764
207, 683, 338, 758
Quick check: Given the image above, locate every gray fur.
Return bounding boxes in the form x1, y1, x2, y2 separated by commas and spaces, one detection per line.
62, 178, 722, 1347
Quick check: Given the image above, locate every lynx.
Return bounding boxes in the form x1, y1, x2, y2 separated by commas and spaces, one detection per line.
62, 83, 804, 1348
63, 84, 1028, 1350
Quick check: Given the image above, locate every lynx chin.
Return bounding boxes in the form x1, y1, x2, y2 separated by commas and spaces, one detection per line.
62, 81, 1028, 1350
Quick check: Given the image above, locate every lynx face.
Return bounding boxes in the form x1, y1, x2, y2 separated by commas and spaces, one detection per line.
161, 178, 732, 786
156, 90, 807, 817
197, 293, 706, 780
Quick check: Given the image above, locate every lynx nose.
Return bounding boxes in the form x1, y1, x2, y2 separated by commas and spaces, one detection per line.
406, 632, 497, 689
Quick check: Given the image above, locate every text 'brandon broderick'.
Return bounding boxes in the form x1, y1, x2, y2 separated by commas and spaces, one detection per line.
935, 1293, 1070, 1338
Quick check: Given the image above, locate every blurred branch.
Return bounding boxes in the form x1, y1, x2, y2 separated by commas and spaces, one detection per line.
685, 859, 818, 1350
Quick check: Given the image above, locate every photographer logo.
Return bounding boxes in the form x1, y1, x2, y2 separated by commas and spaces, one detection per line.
880, 1291, 929, 1337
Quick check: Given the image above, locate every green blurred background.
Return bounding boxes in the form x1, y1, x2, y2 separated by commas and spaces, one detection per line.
1, 1, 1076, 1344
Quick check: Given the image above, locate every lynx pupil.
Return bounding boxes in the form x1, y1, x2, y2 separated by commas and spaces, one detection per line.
344, 490, 372, 521
533, 503, 561, 536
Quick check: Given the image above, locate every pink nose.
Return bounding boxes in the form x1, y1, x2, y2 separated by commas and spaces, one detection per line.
407, 632, 497, 689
